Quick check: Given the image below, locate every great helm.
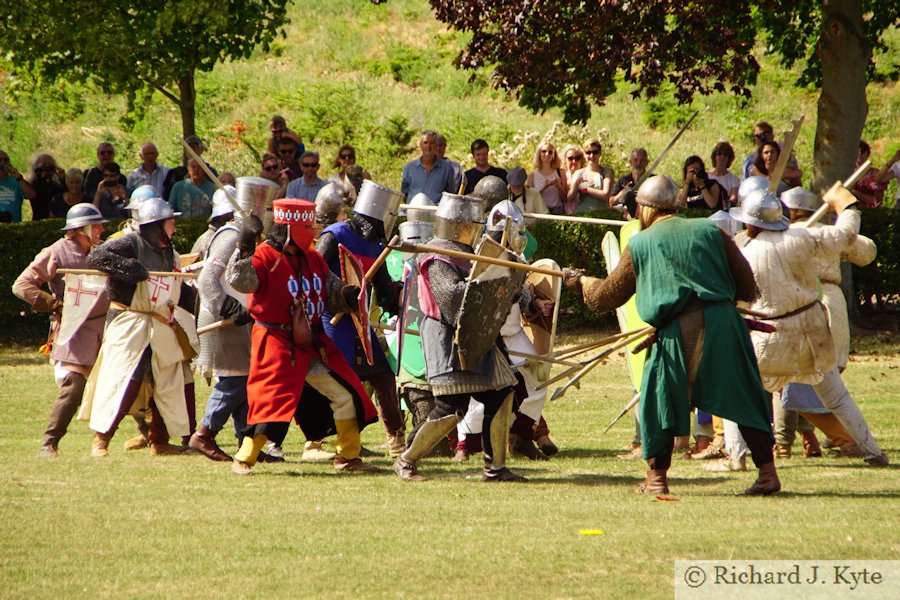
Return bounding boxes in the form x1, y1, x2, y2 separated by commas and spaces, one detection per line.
62, 203, 108, 230
780, 186, 821, 213
636, 175, 678, 210
136, 197, 180, 226
398, 220, 433, 245
124, 184, 160, 211
235, 176, 279, 221
353, 180, 404, 237
314, 182, 346, 225
210, 185, 237, 219
406, 192, 437, 223
471, 175, 509, 210
433, 192, 484, 246
486, 199, 527, 253
729, 189, 789, 231
737, 175, 770, 205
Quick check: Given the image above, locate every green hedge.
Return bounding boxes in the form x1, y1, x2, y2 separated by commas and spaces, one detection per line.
2, 209, 898, 341
1, 217, 210, 341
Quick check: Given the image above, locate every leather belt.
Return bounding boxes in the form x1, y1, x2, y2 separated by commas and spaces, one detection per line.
768, 300, 820, 320
255, 320, 291, 331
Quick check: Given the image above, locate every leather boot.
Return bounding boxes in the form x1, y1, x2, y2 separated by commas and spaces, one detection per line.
91, 432, 112, 458
743, 462, 781, 495
774, 442, 792, 459
509, 433, 548, 461
801, 429, 822, 458
387, 432, 406, 460
123, 417, 150, 451
189, 425, 232, 462
636, 469, 669, 495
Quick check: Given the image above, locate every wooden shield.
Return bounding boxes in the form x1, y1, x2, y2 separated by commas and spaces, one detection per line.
455, 236, 526, 371
522, 258, 562, 382
338, 244, 374, 366
606, 221, 651, 392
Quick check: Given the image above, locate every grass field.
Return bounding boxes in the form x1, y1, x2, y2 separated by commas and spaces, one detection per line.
1, 330, 897, 599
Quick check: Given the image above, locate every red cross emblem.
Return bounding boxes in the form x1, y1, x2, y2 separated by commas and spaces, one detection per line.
66, 278, 99, 307
147, 276, 171, 302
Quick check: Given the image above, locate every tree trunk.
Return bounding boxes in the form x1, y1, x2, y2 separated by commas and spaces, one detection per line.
813, 0, 870, 323
811, 0, 870, 193
177, 72, 197, 141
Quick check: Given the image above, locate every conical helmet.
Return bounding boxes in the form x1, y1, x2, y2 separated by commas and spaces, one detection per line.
636, 175, 678, 209
406, 192, 437, 223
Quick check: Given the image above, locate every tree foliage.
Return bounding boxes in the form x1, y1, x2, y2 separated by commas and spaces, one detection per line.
428, 0, 898, 124
0, 0, 290, 135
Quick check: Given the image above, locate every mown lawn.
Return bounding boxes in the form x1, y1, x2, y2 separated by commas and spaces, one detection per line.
0, 331, 897, 599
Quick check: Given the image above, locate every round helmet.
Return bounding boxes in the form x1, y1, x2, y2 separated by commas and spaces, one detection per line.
353, 180, 403, 237
738, 175, 770, 205
486, 199, 526, 253
636, 175, 678, 210
780, 186, 821, 213
136, 197, 180, 226
315, 182, 346, 225
729, 189, 789, 231
406, 192, 437, 223
433, 192, 484, 246
124, 184, 160, 211
210, 185, 237, 219
708, 209, 743, 235
62, 203, 108, 230
471, 175, 509, 210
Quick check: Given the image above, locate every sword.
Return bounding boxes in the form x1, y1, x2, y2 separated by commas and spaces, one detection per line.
603, 392, 641, 435
614, 109, 700, 212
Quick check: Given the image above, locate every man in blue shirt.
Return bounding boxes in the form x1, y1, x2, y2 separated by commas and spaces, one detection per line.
400, 131, 457, 202
0, 150, 33, 222
286, 151, 327, 201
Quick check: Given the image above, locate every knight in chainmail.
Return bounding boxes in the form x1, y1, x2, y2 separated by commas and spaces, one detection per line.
315, 182, 406, 457
392, 193, 525, 483
188, 189, 254, 463
563, 175, 779, 497
82, 198, 196, 458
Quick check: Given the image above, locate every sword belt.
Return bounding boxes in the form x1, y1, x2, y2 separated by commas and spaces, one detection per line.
109, 301, 172, 326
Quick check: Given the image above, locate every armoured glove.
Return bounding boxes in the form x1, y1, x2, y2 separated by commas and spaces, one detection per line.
238, 215, 264, 259
32, 291, 63, 313
563, 267, 585, 294
220, 295, 251, 326
341, 285, 362, 311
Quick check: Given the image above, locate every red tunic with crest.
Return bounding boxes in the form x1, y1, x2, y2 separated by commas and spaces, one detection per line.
245, 242, 377, 431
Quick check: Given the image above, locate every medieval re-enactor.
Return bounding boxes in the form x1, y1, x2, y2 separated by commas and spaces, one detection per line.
564, 176, 780, 496
82, 198, 194, 457
315, 181, 406, 457
731, 186, 888, 467
772, 187, 876, 458
392, 193, 525, 482
12, 204, 110, 457
224, 198, 380, 475
189, 190, 254, 462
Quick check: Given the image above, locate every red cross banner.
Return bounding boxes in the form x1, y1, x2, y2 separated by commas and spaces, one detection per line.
57, 273, 107, 345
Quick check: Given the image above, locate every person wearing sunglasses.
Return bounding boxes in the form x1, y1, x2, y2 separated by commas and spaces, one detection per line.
330, 144, 371, 198
82, 142, 126, 199
277, 138, 302, 181
740, 121, 801, 185
259, 153, 289, 197
526, 142, 567, 215
286, 151, 328, 201
567, 139, 615, 214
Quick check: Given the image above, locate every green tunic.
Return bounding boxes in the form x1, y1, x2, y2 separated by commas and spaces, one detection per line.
629, 217, 771, 459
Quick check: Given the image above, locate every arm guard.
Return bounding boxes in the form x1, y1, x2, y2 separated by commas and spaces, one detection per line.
581, 248, 636, 314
